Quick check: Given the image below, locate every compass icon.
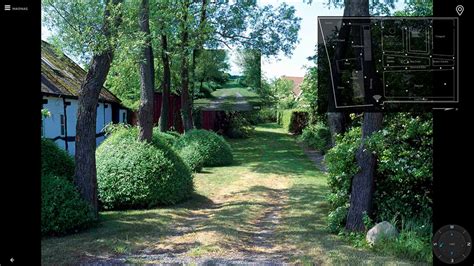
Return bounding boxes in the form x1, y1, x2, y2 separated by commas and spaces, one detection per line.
433, 224, 472, 264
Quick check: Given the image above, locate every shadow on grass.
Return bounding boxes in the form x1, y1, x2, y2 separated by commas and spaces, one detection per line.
229, 126, 320, 177
276, 182, 417, 264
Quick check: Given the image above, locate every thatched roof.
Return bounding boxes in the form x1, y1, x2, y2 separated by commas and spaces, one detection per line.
41, 40, 122, 104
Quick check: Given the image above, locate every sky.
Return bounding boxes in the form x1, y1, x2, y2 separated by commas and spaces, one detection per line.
42, 0, 406, 80
258, 0, 344, 80
226, 0, 345, 77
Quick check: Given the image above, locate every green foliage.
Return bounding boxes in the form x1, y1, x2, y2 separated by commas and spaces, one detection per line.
236, 50, 261, 89
42, 0, 125, 65
366, 113, 433, 221
372, 217, 432, 263
221, 111, 255, 139
209, 2, 301, 57
277, 109, 309, 134
41, 139, 75, 181
42, 174, 94, 236
325, 127, 361, 231
257, 108, 277, 123
300, 122, 331, 154
194, 49, 230, 91
393, 0, 432, 16
325, 113, 433, 234
152, 127, 179, 147
243, 108, 277, 125
300, 67, 319, 122
96, 128, 194, 210
41, 108, 51, 118
175, 142, 206, 173
174, 129, 233, 171
328, 205, 349, 233
272, 78, 298, 109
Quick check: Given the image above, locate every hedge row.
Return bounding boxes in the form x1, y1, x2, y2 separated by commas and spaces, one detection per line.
277, 109, 309, 134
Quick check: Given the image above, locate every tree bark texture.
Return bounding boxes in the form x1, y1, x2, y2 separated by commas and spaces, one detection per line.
159, 32, 171, 132
137, 0, 155, 142
343, 0, 384, 232
74, 0, 122, 218
180, 0, 194, 131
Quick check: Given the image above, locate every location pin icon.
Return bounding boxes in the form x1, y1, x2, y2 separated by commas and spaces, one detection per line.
456, 5, 464, 16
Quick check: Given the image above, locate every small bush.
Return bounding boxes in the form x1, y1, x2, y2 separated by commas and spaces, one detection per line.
328, 205, 349, 233
244, 108, 276, 125
96, 128, 194, 210
259, 108, 277, 123
174, 129, 233, 171
41, 139, 75, 180
42, 174, 94, 236
152, 127, 179, 147
300, 123, 331, 154
222, 111, 254, 139
325, 127, 361, 232
277, 109, 309, 134
176, 142, 205, 172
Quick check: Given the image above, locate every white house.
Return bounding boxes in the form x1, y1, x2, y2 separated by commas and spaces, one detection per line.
41, 40, 129, 155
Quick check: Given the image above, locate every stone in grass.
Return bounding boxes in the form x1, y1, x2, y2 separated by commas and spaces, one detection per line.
366, 221, 399, 246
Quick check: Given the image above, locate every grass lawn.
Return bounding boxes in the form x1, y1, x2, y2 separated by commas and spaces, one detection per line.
194, 80, 261, 110
41, 124, 427, 265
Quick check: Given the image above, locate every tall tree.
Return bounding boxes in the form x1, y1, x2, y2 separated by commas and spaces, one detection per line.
137, 0, 155, 142
344, 0, 384, 231
158, 28, 171, 132
43, 0, 124, 217
237, 49, 262, 90
326, 0, 355, 144
190, 0, 209, 104
179, 0, 194, 131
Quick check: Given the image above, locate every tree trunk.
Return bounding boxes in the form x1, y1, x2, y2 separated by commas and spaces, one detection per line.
345, 0, 383, 231
346, 112, 383, 231
180, 0, 194, 131
159, 32, 170, 132
137, 0, 155, 142
326, 0, 354, 143
327, 112, 348, 146
74, 0, 122, 218
190, 0, 208, 101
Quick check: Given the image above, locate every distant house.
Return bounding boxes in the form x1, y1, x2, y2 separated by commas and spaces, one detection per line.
281, 76, 304, 100
41, 40, 129, 155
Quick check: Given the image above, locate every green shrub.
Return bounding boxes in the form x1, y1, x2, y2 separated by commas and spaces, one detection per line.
328, 205, 349, 233
174, 129, 233, 171
42, 174, 94, 236
222, 111, 255, 139
277, 109, 309, 134
259, 108, 277, 123
325, 127, 361, 232
166, 131, 181, 139
152, 127, 179, 147
325, 113, 433, 233
367, 113, 433, 221
96, 128, 194, 210
41, 139, 75, 180
176, 142, 205, 172
300, 123, 331, 154
243, 108, 276, 125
